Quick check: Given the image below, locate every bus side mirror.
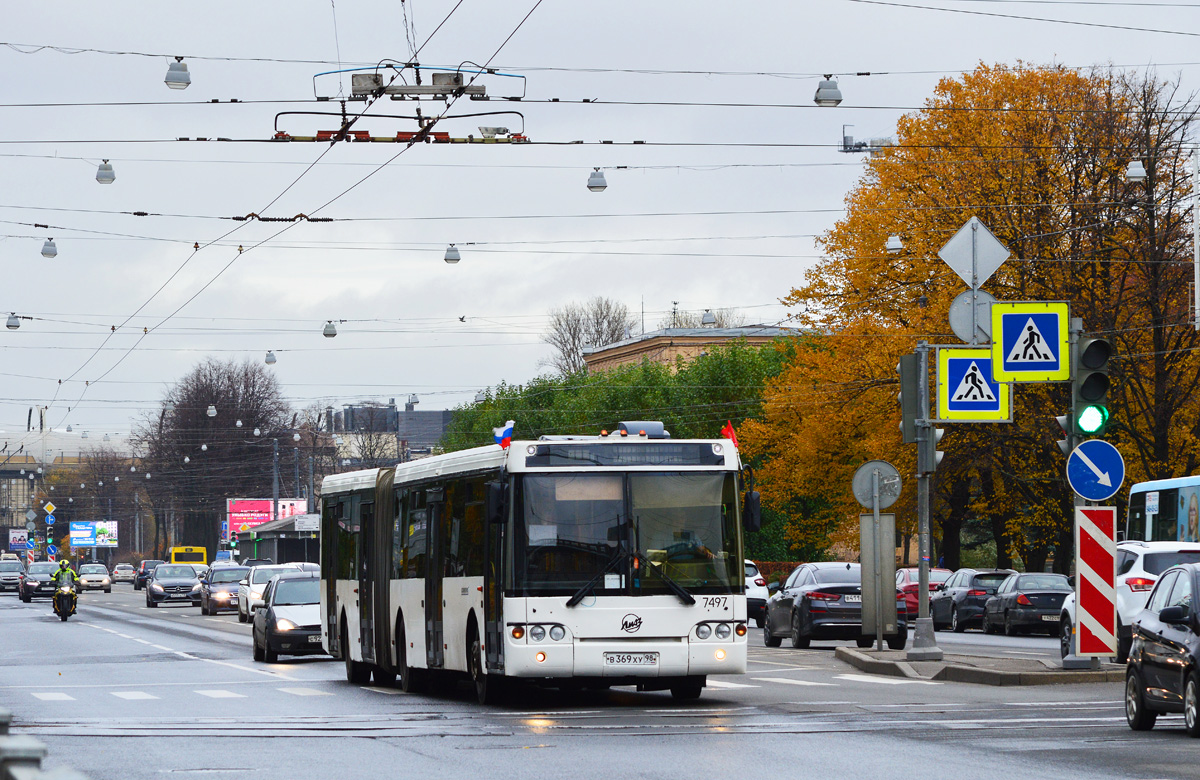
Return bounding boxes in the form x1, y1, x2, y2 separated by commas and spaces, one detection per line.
743, 491, 762, 533
486, 482, 508, 525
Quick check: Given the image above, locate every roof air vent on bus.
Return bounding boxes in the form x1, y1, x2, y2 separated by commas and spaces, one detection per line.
617, 421, 669, 439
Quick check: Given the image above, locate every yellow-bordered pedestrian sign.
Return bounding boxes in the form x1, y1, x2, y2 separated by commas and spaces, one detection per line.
990, 301, 1070, 382
937, 348, 1011, 422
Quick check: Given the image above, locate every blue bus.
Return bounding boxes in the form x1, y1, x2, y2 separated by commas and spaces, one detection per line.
1126, 477, 1200, 542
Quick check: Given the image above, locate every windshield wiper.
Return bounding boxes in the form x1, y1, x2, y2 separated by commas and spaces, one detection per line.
633, 550, 695, 605
566, 547, 628, 608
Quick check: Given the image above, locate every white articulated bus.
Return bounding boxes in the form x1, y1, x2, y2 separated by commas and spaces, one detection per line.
320, 421, 760, 704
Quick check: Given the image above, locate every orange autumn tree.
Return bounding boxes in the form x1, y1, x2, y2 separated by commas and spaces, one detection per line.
741, 65, 1200, 569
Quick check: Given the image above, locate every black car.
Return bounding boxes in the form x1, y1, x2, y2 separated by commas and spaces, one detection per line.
134, 559, 165, 590
0, 559, 25, 592
1126, 563, 1200, 735
199, 566, 248, 615
144, 563, 201, 607
763, 561, 907, 650
252, 572, 324, 663
982, 572, 1071, 636
19, 562, 61, 601
930, 568, 1015, 632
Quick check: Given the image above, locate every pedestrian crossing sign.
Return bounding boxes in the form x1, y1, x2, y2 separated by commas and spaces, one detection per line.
990, 301, 1070, 382
937, 348, 1011, 422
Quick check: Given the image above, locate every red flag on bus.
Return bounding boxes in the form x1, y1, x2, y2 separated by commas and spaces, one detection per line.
720, 420, 738, 448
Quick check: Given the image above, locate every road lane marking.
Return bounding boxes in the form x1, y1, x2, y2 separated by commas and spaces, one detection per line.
195, 690, 246, 699
111, 691, 159, 700
151, 644, 173, 651
361, 686, 406, 695
752, 677, 837, 687
278, 687, 333, 697
705, 680, 758, 689
31, 692, 75, 701
834, 674, 941, 686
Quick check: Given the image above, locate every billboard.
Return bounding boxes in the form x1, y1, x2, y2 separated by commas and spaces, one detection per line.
226, 498, 305, 541
8, 529, 28, 551
69, 521, 118, 548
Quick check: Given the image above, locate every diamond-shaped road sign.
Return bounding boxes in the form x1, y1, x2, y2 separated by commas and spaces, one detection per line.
938, 217, 1012, 289
25, 509, 36, 522
43, 501, 56, 515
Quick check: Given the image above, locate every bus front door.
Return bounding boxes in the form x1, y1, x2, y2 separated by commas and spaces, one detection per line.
424, 488, 445, 668
358, 500, 376, 666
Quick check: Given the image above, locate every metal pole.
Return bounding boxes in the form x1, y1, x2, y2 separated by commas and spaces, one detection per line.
294, 447, 300, 498
872, 468, 884, 652
272, 439, 279, 525
1193, 149, 1199, 331
970, 221, 979, 345
307, 455, 315, 515
908, 340, 943, 661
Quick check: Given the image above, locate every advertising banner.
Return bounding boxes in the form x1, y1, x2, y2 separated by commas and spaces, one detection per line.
69, 521, 118, 547
7, 529, 28, 551
226, 498, 305, 541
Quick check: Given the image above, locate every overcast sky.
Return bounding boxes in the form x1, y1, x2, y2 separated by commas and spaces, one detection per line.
1, 0, 1196, 455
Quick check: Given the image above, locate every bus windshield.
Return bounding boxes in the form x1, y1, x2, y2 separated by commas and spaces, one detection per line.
513, 472, 741, 596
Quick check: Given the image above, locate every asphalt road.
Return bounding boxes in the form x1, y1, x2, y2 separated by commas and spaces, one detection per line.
1, 587, 1195, 780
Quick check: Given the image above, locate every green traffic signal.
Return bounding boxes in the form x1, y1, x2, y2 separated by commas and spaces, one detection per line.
1077, 404, 1108, 434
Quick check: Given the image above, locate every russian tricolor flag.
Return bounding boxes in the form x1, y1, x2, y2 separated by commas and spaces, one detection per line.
493, 420, 515, 449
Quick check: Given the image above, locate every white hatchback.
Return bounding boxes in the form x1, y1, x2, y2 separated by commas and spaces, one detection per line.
237, 564, 301, 623
745, 559, 770, 628
1060, 540, 1200, 661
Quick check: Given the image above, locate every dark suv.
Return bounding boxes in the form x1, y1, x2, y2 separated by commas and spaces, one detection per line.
134, 559, 165, 590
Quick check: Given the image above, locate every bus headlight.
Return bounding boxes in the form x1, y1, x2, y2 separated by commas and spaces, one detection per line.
696, 623, 712, 639
715, 623, 732, 640
549, 625, 566, 641
529, 625, 546, 641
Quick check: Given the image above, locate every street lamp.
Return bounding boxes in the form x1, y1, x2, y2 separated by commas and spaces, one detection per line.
444, 244, 461, 264
475, 391, 486, 403
1125, 160, 1147, 182
587, 168, 607, 192
323, 321, 337, 338
813, 75, 843, 107
6, 313, 20, 331
165, 57, 191, 90
886, 235, 903, 254
207, 405, 217, 417
41, 238, 57, 258
96, 160, 115, 184
265, 350, 277, 365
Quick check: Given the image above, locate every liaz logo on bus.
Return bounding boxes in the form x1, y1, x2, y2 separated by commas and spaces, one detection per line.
620, 614, 643, 633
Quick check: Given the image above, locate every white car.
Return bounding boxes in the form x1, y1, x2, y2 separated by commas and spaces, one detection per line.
237, 564, 300, 623
112, 563, 136, 584
1060, 540, 1200, 661
78, 563, 112, 593
745, 559, 770, 628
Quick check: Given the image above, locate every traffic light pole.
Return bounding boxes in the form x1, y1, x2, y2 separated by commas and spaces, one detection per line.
908, 340, 943, 661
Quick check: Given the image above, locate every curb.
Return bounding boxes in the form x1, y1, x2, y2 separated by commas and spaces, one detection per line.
834, 646, 1125, 686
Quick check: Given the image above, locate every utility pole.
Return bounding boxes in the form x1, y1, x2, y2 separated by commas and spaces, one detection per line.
272, 438, 279, 526
307, 455, 315, 515
908, 340, 943, 661
293, 447, 300, 498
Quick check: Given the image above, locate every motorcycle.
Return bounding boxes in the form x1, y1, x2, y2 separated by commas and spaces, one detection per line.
53, 583, 77, 621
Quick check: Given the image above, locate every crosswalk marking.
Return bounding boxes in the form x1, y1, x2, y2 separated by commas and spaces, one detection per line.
834, 673, 940, 686
195, 690, 246, 699
31, 692, 74, 701
752, 677, 837, 687
705, 679, 758, 689
111, 691, 159, 700
277, 687, 332, 697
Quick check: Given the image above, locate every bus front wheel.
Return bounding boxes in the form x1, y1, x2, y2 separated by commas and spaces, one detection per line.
470, 624, 504, 705
341, 618, 371, 685
397, 620, 426, 694
670, 677, 704, 700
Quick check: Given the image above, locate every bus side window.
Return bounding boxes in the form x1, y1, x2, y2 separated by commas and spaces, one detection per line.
406, 491, 427, 579
1153, 489, 1179, 542
393, 490, 408, 580
336, 500, 356, 581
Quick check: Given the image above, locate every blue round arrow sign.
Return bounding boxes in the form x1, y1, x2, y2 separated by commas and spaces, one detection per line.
1067, 439, 1125, 502
47, 544, 58, 555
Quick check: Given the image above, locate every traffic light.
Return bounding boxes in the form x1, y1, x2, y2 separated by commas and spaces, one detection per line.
923, 427, 945, 473
1055, 415, 1072, 456
229, 536, 239, 553
1072, 336, 1112, 436
897, 353, 919, 444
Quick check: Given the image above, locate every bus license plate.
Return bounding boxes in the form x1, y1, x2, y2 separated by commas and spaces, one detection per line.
604, 652, 658, 666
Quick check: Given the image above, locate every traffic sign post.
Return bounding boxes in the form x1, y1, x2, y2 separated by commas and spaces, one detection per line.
1067, 440, 1125, 503
852, 460, 901, 653
936, 348, 1011, 422
991, 301, 1070, 382
1073, 506, 1118, 658
938, 217, 1011, 346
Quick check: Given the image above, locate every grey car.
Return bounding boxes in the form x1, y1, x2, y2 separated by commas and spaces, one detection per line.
0, 560, 25, 592
145, 564, 201, 607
